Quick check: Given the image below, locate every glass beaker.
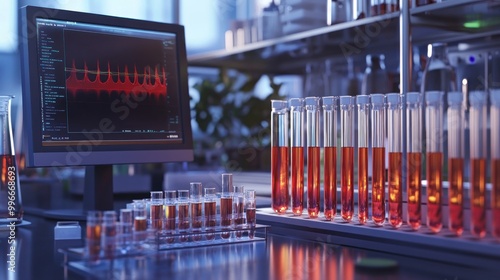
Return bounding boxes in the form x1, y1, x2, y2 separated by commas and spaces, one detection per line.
0, 96, 23, 225
387, 93, 403, 228
491, 89, 500, 240
357, 95, 370, 224
323, 96, 338, 221
371, 94, 386, 226
271, 100, 289, 214
340, 96, 355, 222
306, 97, 321, 218
290, 98, 305, 216
406, 92, 422, 230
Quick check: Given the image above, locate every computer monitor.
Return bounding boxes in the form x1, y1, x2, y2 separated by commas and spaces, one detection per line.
19, 6, 193, 218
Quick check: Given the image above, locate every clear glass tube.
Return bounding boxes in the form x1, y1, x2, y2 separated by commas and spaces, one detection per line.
306, 97, 321, 219
233, 185, 245, 239
357, 95, 370, 224
387, 93, 403, 228
245, 190, 256, 239
86, 211, 102, 261
323, 96, 338, 221
447, 91, 464, 236
469, 90, 487, 238
425, 91, 444, 233
290, 98, 305, 216
150, 191, 163, 232
271, 100, 289, 214
371, 94, 386, 226
177, 190, 190, 242
119, 209, 133, 252
204, 187, 217, 240
490, 90, 500, 240
406, 92, 422, 230
190, 182, 203, 241
340, 96, 355, 222
132, 201, 147, 245
164, 190, 177, 243
221, 173, 233, 239
102, 211, 117, 258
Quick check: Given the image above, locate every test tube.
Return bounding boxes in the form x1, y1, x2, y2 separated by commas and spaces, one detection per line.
234, 185, 245, 239
357, 95, 370, 224
164, 190, 177, 243
371, 94, 386, 226
469, 90, 487, 238
102, 211, 117, 258
340, 96, 355, 222
406, 92, 422, 230
190, 182, 203, 241
491, 90, 500, 240
271, 100, 289, 214
204, 188, 217, 240
387, 93, 403, 228
132, 201, 147, 245
425, 91, 444, 233
177, 190, 190, 242
306, 97, 321, 218
86, 211, 102, 261
221, 173, 234, 239
447, 91, 464, 236
245, 190, 257, 239
119, 209, 133, 252
323, 96, 338, 221
290, 98, 305, 216
150, 191, 163, 231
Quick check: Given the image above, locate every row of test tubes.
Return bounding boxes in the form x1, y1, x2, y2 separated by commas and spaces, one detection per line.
271, 90, 500, 239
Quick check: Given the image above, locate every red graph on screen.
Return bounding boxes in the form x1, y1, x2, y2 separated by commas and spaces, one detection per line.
66, 60, 167, 96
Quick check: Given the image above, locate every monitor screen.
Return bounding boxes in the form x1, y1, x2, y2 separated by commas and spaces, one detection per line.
20, 6, 193, 168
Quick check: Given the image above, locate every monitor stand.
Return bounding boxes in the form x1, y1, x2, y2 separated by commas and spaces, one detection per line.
44, 165, 114, 221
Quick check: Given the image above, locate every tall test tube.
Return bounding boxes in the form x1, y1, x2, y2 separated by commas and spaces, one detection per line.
371, 94, 386, 226
387, 93, 403, 228
357, 95, 370, 224
469, 90, 487, 238
177, 190, 190, 242
221, 173, 234, 239
491, 90, 500, 240
323, 96, 338, 221
271, 100, 289, 214
340, 96, 355, 222
406, 92, 422, 230
447, 91, 464, 236
150, 191, 163, 231
425, 91, 444, 233
190, 182, 203, 241
290, 98, 305, 216
306, 97, 321, 218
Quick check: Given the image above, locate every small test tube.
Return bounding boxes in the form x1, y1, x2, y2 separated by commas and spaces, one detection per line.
190, 182, 203, 241
490, 90, 500, 240
371, 94, 386, 226
234, 185, 245, 239
447, 91, 464, 236
340, 96, 355, 222
271, 100, 289, 214
290, 98, 305, 216
323, 96, 338, 221
357, 95, 370, 224
133, 201, 147, 245
306, 97, 321, 218
164, 190, 177, 243
469, 90, 487, 238
425, 91, 444, 233
406, 92, 422, 230
119, 209, 133, 252
102, 211, 117, 259
245, 190, 257, 239
177, 190, 190, 242
150, 191, 163, 231
86, 211, 102, 261
221, 173, 234, 239
387, 93, 403, 228
204, 188, 217, 240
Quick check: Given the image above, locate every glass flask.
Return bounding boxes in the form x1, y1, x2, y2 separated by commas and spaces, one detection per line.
271, 100, 289, 214
406, 92, 422, 230
306, 97, 321, 218
323, 96, 338, 221
371, 94, 386, 226
357, 95, 370, 224
290, 98, 305, 216
0, 96, 23, 225
387, 93, 403, 228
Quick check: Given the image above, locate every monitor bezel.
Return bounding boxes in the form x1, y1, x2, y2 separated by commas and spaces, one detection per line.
20, 5, 194, 167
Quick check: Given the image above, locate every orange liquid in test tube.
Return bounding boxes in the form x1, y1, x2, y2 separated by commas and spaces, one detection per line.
372, 147, 386, 225
341, 147, 354, 221
493, 159, 500, 239
470, 158, 486, 238
272, 146, 289, 214
426, 152, 442, 233
291, 147, 304, 215
388, 152, 403, 228
307, 146, 321, 218
358, 147, 369, 224
324, 147, 337, 220
448, 157, 464, 235
407, 152, 421, 230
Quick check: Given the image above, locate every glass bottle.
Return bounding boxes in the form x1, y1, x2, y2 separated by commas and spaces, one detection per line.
190, 182, 203, 241
306, 97, 321, 218
469, 90, 487, 238
0, 96, 23, 225
361, 54, 390, 95
491, 89, 500, 240
371, 94, 386, 226
221, 173, 234, 239
340, 96, 355, 222
271, 100, 289, 214
323, 96, 338, 221
425, 91, 444, 233
290, 98, 305, 216
406, 92, 422, 230
357, 95, 370, 224
447, 91, 464, 236
387, 93, 403, 228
